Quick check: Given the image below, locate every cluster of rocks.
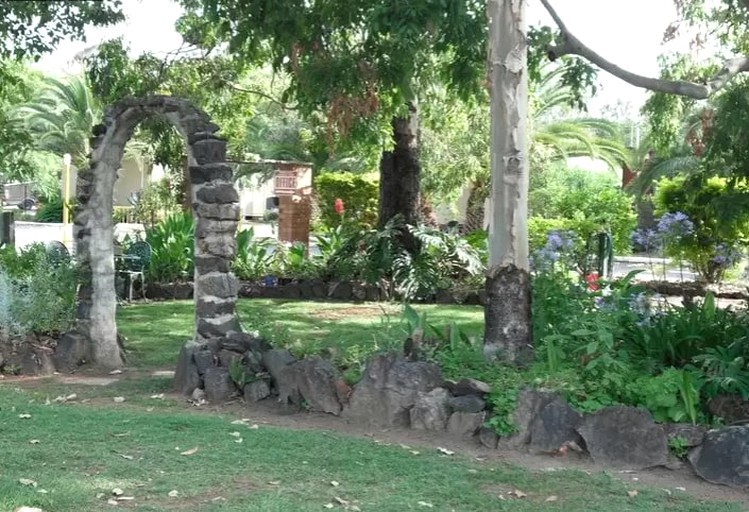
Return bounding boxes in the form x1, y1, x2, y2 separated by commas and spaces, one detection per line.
175, 344, 749, 489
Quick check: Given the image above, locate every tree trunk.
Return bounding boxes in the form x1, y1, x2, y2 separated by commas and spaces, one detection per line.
484, 0, 533, 366
463, 177, 489, 234
378, 102, 421, 251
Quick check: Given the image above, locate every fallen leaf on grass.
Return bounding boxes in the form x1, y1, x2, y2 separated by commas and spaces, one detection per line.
417, 501, 434, 508
509, 490, 527, 499
15, 507, 44, 512
180, 447, 198, 456
168, 490, 179, 498
410, 450, 420, 455
330, 481, 340, 487
109, 369, 123, 375
112, 488, 124, 496
150, 394, 164, 399
333, 497, 348, 505
229, 432, 242, 438
37, 489, 48, 494
234, 438, 243, 444
437, 447, 454, 456
118, 454, 134, 460
115, 497, 135, 501
18, 479, 37, 487
268, 481, 281, 486
18, 414, 31, 419
249, 424, 259, 429
113, 397, 125, 403
675, 486, 686, 492
323, 504, 334, 509
627, 490, 639, 498
106, 499, 118, 506
112, 432, 130, 438
29, 439, 40, 445
545, 496, 558, 502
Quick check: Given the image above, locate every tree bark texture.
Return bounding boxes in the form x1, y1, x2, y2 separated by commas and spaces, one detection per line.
378, 102, 421, 251
484, 0, 533, 364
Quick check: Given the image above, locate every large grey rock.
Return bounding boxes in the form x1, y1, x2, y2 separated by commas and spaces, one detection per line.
203, 367, 236, 403
410, 388, 451, 430
689, 426, 749, 487
447, 411, 486, 438
261, 349, 296, 385
452, 378, 491, 396
343, 353, 443, 427
528, 396, 583, 453
173, 340, 202, 395
448, 395, 486, 413
219, 349, 242, 368
277, 357, 346, 415
478, 427, 499, 449
223, 331, 272, 354
244, 379, 271, 403
6, 343, 56, 376
498, 387, 557, 449
577, 406, 669, 469
53, 332, 90, 372
193, 347, 216, 376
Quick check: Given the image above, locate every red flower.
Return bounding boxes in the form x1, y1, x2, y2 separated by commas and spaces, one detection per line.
586, 272, 600, 292
334, 198, 345, 215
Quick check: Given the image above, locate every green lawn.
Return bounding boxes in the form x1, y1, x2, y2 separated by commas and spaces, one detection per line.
0, 384, 740, 512
117, 299, 485, 369
0, 299, 745, 511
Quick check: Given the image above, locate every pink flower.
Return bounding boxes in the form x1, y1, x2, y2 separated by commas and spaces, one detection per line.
334, 198, 345, 215
586, 272, 600, 292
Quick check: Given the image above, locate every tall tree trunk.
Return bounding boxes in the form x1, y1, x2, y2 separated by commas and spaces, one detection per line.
463, 177, 489, 234
378, 102, 420, 251
484, 0, 533, 366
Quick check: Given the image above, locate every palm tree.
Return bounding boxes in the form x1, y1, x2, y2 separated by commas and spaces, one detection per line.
16, 75, 149, 170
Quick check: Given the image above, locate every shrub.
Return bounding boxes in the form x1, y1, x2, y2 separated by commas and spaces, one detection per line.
131, 178, 182, 227
314, 172, 378, 229
652, 175, 749, 283
233, 227, 277, 281
142, 213, 195, 283
0, 243, 76, 337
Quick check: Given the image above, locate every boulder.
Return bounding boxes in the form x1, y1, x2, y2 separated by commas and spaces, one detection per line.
203, 367, 236, 403
223, 331, 272, 354
689, 426, 749, 487
277, 357, 346, 415
528, 396, 583, 453
478, 427, 499, 449
244, 350, 265, 374
5, 342, 56, 376
343, 353, 444, 427
577, 406, 669, 469
708, 394, 749, 424
194, 348, 216, 375
448, 395, 486, 414
219, 349, 243, 368
410, 388, 451, 430
244, 379, 271, 403
53, 332, 90, 372
261, 349, 296, 387
447, 411, 485, 438
173, 340, 202, 395
452, 378, 491, 396
498, 387, 557, 449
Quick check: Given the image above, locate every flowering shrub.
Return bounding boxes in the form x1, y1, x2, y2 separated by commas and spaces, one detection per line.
314, 172, 378, 228
650, 175, 749, 283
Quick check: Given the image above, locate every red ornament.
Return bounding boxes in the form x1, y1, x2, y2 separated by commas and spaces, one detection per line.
334, 198, 345, 215
586, 272, 600, 292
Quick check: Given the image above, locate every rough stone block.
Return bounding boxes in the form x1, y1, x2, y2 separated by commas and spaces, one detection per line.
195, 219, 238, 238
195, 256, 233, 274
528, 396, 583, 453
193, 202, 240, 221
244, 379, 271, 402
410, 388, 451, 430
689, 426, 749, 487
447, 411, 485, 438
204, 367, 236, 403
196, 273, 240, 299
196, 298, 236, 318
53, 332, 90, 372
173, 340, 202, 395
452, 378, 491, 396
448, 395, 486, 413
196, 184, 239, 204
197, 317, 241, 338
191, 138, 227, 165
196, 235, 236, 259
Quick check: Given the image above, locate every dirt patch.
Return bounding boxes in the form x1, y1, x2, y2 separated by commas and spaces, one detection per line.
313, 305, 398, 321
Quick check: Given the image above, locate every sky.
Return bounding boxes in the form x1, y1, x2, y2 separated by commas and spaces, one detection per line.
34, 0, 691, 118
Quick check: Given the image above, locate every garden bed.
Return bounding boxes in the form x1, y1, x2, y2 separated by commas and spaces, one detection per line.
147, 279, 487, 305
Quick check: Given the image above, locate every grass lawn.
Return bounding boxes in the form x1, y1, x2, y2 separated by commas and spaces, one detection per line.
0, 299, 745, 511
0, 384, 741, 512
117, 299, 485, 369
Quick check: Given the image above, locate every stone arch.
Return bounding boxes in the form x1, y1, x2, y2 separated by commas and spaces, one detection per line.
73, 96, 241, 369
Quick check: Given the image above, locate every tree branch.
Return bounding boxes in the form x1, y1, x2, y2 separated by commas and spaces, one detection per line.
226, 83, 298, 110
539, 0, 749, 100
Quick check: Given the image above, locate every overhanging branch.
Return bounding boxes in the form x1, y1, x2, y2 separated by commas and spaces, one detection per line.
539, 0, 749, 100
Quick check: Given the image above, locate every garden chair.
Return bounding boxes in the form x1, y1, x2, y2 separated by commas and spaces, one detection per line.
45, 240, 71, 266
118, 240, 151, 302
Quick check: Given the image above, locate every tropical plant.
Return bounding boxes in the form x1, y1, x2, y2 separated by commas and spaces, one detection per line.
233, 228, 277, 282
142, 213, 195, 283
